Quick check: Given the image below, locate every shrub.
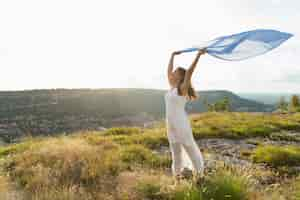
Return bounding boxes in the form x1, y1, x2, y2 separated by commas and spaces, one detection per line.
76, 128, 168, 150
136, 181, 163, 200
103, 127, 142, 136
3, 137, 122, 195
120, 144, 171, 168
0, 139, 40, 158
270, 132, 300, 142
171, 184, 203, 200
107, 129, 168, 149
133, 172, 173, 200
200, 169, 250, 200
134, 165, 252, 200
252, 145, 300, 167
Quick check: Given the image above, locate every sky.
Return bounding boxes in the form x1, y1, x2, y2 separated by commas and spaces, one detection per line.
0, 0, 299, 93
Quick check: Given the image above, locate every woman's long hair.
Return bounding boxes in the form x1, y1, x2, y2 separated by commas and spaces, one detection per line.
176, 67, 198, 101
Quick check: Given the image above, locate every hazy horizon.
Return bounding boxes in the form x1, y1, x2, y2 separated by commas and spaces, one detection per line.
0, 0, 299, 93
0, 87, 299, 96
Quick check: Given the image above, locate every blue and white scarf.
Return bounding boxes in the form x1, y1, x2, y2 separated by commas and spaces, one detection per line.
181, 29, 293, 61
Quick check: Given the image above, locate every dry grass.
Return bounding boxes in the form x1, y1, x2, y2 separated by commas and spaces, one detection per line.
0, 112, 299, 199
2, 137, 122, 199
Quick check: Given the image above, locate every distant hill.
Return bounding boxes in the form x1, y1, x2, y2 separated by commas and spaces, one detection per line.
0, 88, 274, 118
0, 88, 275, 141
187, 90, 275, 113
237, 92, 300, 105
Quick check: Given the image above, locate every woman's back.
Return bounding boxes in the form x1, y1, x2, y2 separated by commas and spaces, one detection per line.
164, 87, 187, 118
164, 87, 194, 146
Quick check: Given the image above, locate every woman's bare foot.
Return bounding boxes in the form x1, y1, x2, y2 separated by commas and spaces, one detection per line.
181, 168, 193, 179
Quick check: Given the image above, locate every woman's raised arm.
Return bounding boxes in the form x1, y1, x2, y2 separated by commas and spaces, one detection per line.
167, 51, 182, 86
180, 49, 206, 95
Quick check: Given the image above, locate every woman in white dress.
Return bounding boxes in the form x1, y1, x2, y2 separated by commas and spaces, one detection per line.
164, 49, 206, 179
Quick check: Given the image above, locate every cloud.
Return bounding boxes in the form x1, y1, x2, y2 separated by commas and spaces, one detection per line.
272, 71, 300, 84
0, 0, 299, 92
0, 48, 8, 56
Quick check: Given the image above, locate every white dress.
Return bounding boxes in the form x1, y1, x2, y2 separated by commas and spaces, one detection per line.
164, 87, 204, 175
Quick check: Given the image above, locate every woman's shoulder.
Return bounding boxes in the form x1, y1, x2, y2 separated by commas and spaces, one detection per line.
166, 84, 176, 91
170, 87, 188, 100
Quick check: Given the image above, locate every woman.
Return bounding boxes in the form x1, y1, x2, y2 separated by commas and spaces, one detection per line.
164, 49, 206, 180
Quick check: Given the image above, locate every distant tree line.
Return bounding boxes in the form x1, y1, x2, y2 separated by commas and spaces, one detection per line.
203, 96, 231, 112
277, 95, 300, 113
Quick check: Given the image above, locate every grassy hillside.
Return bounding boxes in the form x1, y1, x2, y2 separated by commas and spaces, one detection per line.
0, 88, 274, 119
0, 88, 275, 142
0, 112, 300, 200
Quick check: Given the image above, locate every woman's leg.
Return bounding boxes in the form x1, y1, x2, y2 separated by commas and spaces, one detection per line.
182, 141, 204, 175
169, 142, 183, 176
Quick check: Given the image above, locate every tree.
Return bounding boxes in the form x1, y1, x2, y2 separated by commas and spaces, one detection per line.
204, 96, 231, 112
288, 95, 300, 113
291, 95, 300, 107
277, 96, 288, 111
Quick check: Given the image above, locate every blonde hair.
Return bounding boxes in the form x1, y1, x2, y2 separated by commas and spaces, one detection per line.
176, 67, 198, 101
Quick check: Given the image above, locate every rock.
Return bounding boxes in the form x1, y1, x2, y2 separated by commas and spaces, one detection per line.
96, 126, 107, 131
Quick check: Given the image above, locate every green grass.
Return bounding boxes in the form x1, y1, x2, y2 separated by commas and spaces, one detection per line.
0, 137, 43, 158
135, 166, 252, 200
191, 112, 300, 139
295, 177, 300, 200
252, 145, 300, 167
73, 112, 300, 148
120, 144, 171, 168
136, 181, 166, 200
200, 169, 250, 200
103, 126, 142, 135
78, 128, 168, 149
269, 131, 300, 142
0, 112, 300, 199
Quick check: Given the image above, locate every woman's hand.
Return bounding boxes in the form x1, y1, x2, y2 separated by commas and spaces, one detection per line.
197, 48, 206, 56
172, 50, 183, 56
